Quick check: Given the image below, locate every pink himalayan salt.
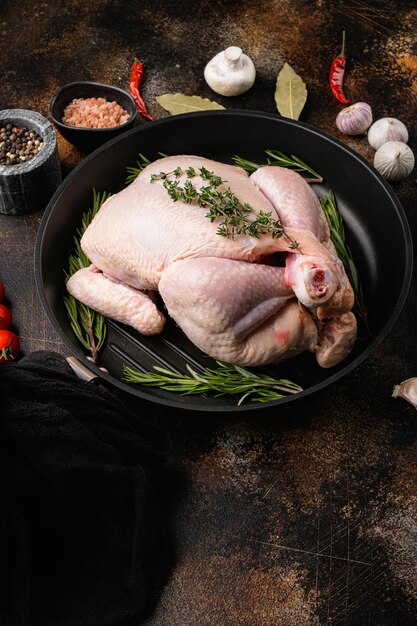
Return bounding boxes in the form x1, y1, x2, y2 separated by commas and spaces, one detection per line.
62, 97, 130, 129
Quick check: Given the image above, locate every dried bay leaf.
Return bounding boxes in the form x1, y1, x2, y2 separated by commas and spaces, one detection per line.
274, 63, 307, 120
156, 93, 225, 115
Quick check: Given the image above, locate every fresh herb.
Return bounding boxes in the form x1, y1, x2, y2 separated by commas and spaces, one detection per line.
319, 191, 370, 334
123, 360, 302, 405
64, 189, 110, 360
150, 166, 300, 248
127, 150, 323, 185
232, 149, 323, 183
156, 93, 224, 115
125, 152, 168, 185
275, 63, 308, 121
126, 153, 153, 185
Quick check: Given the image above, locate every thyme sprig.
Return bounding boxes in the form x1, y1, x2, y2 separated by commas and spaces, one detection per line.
232, 149, 323, 183
123, 360, 303, 405
64, 189, 110, 360
319, 191, 370, 335
150, 166, 300, 248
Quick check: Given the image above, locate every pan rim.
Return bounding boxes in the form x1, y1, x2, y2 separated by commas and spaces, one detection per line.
34, 109, 413, 412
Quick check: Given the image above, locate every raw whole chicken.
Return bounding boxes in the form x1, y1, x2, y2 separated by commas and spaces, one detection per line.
67, 155, 357, 367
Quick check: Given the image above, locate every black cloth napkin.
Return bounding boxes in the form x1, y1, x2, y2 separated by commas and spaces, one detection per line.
0, 351, 172, 626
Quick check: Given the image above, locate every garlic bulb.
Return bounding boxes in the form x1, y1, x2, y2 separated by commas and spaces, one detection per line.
393, 378, 417, 410
373, 141, 415, 182
367, 117, 409, 149
335, 102, 373, 135
204, 46, 256, 97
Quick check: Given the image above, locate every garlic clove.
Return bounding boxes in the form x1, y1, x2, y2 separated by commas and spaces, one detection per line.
392, 378, 417, 410
335, 102, 373, 136
373, 140, 415, 182
204, 46, 256, 97
367, 117, 409, 150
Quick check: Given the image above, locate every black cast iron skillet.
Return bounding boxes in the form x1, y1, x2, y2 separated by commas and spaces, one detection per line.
35, 110, 413, 412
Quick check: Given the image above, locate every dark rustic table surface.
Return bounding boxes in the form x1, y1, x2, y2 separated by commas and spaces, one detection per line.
1, 1, 417, 624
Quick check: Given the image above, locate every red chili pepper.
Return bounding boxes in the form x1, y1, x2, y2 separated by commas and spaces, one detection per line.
329, 31, 349, 105
129, 58, 155, 121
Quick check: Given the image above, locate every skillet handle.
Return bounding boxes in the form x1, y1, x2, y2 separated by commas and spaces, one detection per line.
66, 356, 113, 395
66, 356, 100, 382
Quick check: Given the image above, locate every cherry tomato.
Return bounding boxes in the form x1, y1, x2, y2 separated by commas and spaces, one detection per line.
0, 303, 12, 330
0, 281, 4, 303
0, 330, 20, 363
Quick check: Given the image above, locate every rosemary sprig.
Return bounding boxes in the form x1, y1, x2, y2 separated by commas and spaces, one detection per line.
232, 149, 323, 183
123, 360, 302, 406
125, 152, 168, 184
319, 191, 370, 334
150, 166, 300, 248
125, 153, 152, 184
64, 189, 110, 360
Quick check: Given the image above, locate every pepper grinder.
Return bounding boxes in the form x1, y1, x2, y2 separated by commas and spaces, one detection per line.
0, 109, 62, 215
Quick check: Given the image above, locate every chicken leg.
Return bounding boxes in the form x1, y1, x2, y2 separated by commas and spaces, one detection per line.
251, 166, 354, 317
158, 256, 318, 366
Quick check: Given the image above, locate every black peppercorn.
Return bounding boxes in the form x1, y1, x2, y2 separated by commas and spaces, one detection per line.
0, 124, 43, 166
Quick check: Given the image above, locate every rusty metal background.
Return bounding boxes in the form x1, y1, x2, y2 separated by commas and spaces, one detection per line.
0, 1, 416, 624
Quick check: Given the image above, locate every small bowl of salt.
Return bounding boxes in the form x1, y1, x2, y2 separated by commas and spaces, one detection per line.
49, 82, 138, 154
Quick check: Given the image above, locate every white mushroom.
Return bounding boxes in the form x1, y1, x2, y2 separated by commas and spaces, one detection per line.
204, 46, 256, 97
